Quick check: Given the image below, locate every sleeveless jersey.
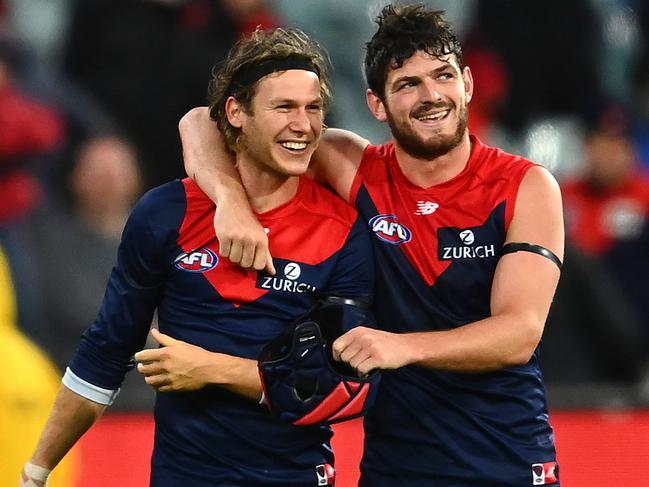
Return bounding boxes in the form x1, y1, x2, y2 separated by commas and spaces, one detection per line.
67, 176, 374, 487
350, 137, 559, 486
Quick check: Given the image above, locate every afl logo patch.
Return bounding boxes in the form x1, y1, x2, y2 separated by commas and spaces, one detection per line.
174, 248, 218, 272
369, 214, 412, 245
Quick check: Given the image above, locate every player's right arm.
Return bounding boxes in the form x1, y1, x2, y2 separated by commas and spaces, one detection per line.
179, 107, 369, 271
21, 386, 106, 486
21, 187, 170, 485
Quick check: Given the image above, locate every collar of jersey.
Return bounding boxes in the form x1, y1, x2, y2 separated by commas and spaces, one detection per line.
254, 176, 308, 221
390, 134, 486, 194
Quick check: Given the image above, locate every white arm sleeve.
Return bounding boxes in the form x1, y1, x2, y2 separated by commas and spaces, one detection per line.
62, 367, 120, 406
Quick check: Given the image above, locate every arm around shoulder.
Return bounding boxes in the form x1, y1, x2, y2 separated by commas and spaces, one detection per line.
179, 107, 274, 273
310, 128, 369, 202
179, 107, 240, 204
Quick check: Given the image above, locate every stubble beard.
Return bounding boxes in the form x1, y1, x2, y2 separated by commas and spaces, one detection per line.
387, 102, 469, 160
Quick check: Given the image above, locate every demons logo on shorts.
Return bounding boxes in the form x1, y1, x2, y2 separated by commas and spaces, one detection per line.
174, 248, 219, 272
369, 214, 412, 245
532, 461, 558, 485
315, 463, 335, 486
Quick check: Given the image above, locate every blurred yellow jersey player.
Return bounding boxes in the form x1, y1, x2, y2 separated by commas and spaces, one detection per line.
0, 245, 77, 486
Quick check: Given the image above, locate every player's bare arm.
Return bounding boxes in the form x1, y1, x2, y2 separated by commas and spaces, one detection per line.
134, 328, 261, 401
179, 107, 275, 274
333, 166, 564, 375
307, 128, 369, 202
179, 108, 368, 270
22, 385, 106, 485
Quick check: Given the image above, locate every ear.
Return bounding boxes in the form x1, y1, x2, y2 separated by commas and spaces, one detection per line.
225, 96, 245, 128
462, 66, 474, 104
366, 89, 388, 122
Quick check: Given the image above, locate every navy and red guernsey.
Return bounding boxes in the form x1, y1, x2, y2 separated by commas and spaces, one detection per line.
350, 136, 560, 487
66, 176, 374, 487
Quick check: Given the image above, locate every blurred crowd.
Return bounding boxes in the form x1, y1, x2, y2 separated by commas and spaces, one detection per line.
1, 0, 649, 422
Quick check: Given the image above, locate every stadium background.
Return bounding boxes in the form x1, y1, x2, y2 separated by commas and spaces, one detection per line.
1, 0, 649, 485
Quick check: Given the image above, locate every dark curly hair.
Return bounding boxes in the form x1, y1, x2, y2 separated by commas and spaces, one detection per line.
365, 4, 463, 100
207, 28, 332, 153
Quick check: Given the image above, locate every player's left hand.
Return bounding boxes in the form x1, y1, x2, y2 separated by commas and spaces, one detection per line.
134, 329, 216, 392
332, 327, 414, 376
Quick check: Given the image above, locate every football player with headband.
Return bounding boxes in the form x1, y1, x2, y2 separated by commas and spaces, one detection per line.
178, 4, 564, 487
20, 28, 375, 487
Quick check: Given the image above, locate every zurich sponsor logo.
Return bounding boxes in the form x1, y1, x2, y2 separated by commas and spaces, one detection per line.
283, 262, 301, 280
369, 214, 412, 245
174, 248, 218, 272
439, 228, 496, 261
259, 261, 315, 293
459, 229, 475, 245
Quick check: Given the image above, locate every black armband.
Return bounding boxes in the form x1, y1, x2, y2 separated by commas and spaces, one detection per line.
501, 242, 562, 270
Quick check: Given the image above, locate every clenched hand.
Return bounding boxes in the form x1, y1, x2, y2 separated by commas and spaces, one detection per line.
332, 327, 417, 376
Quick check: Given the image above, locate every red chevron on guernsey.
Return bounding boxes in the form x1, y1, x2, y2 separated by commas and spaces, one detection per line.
177, 177, 360, 305
350, 139, 536, 286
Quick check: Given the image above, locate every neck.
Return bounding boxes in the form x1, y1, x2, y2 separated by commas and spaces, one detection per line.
235, 154, 300, 213
393, 133, 472, 188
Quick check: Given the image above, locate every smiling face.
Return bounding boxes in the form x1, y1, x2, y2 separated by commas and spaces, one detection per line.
367, 50, 473, 160
227, 69, 324, 177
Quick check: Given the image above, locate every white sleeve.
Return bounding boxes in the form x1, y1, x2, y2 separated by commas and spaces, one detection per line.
62, 367, 120, 406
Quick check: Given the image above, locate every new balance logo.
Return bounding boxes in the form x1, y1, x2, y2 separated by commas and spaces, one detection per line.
414, 201, 439, 215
